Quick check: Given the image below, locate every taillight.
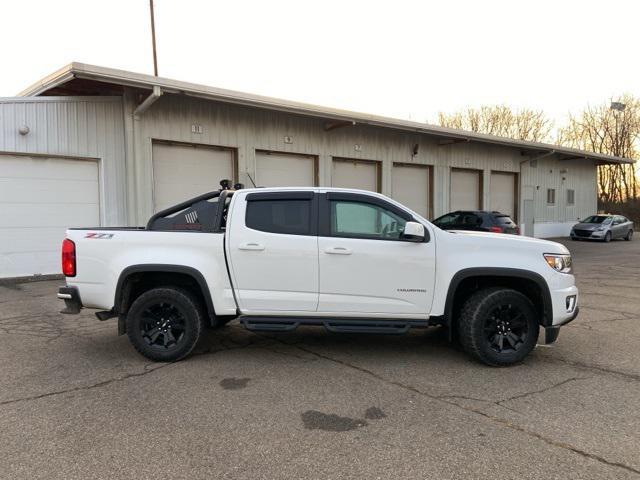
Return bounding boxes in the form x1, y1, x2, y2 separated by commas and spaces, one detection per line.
62, 239, 76, 277
489, 226, 503, 233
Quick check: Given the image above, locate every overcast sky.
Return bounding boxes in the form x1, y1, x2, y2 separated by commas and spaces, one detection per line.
1, 0, 637, 127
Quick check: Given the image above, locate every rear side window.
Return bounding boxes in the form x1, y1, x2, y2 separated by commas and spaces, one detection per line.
246, 199, 311, 235
494, 215, 515, 225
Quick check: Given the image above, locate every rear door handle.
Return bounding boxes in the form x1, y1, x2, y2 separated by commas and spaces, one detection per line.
324, 246, 352, 255
238, 242, 265, 251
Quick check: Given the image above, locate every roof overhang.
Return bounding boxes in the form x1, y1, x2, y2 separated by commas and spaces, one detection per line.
18, 62, 635, 166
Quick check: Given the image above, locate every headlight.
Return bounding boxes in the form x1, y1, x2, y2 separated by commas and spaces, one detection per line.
544, 254, 572, 273
595, 227, 605, 231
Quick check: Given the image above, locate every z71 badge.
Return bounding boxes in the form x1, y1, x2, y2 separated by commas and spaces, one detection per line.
85, 233, 114, 239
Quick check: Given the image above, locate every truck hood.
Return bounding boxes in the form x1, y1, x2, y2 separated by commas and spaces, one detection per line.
441, 229, 570, 255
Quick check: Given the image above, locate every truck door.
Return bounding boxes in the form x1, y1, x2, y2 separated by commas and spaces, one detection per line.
227, 191, 319, 312
317, 192, 435, 316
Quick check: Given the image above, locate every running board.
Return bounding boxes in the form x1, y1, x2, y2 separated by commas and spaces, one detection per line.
239, 316, 429, 335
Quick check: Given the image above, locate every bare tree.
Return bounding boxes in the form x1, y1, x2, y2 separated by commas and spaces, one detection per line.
438, 105, 553, 143
557, 95, 640, 202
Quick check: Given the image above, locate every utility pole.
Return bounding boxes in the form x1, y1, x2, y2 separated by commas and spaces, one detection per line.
149, 0, 159, 76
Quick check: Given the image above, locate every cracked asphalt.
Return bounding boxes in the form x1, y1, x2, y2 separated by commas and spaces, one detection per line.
1, 238, 639, 479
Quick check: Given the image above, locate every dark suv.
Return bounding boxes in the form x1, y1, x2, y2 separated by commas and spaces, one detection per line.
432, 211, 520, 235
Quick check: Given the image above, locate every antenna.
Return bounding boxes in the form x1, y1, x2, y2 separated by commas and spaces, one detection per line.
149, 0, 159, 76
246, 172, 257, 188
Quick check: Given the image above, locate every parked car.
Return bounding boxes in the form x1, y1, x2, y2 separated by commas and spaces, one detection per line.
570, 214, 634, 242
57, 186, 578, 367
432, 210, 520, 234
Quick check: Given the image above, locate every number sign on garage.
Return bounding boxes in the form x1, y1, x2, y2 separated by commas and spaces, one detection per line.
331, 158, 381, 192
489, 171, 518, 219
392, 163, 432, 218
152, 141, 235, 212
255, 151, 317, 187
0, 154, 100, 278
450, 168, 482, 211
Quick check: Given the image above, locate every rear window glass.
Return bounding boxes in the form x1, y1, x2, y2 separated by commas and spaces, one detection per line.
494, 215, 515, 225
434, 212, 482, 227
246, 199, 311, 235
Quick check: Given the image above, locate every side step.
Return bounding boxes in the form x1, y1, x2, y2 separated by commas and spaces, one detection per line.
239, 316, 428, 335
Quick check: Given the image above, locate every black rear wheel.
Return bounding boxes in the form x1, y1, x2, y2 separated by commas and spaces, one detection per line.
126, 287, 204, 362
458, 288, 539, 366
625, 230, 633, 241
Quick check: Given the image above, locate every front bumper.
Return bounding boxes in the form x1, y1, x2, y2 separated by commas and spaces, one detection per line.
57, 286, 82, 314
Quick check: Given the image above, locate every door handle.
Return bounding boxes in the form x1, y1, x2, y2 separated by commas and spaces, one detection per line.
238, 242, 265, 251
324, 246, 352, 255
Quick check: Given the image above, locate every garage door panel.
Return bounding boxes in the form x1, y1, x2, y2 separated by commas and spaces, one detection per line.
490, 172, 516, 218
256, 152, 315, 187
152, 143, 234, 212
0, 155, 100, 278
0, 178, 98, 203
332, 159, 378, 192
450, 169, 480, 211
392, 165, 430, 218
0, 156, 98, 181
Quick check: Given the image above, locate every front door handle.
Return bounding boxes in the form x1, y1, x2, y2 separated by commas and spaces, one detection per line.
238, 242, 265, 251
324, 246, 352, 255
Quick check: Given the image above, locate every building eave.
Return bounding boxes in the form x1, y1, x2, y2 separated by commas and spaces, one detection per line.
18, 62, 635, 166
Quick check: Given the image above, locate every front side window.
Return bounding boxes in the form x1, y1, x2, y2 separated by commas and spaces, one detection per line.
246, 199, 311, 235
330, 200, 407, 240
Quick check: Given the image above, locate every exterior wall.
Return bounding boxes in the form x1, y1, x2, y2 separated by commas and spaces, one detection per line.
520, 156, 597, 237
127, 93, 524, 226
0, 97, 127, 226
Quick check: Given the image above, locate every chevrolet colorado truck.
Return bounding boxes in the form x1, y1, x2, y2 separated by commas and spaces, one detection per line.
57, 185, 579, 366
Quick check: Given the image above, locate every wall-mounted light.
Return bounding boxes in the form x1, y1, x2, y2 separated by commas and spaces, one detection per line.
18, 125, 30, 135
354, 144, 362, 151
284, 136, 293, 144
412, 143, 419, 157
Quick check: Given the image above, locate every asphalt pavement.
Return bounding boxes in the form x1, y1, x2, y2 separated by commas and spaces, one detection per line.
1, 237, 639, 479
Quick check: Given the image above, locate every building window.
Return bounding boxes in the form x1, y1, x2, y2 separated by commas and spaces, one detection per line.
547, 188, 556, 205
567, 189, 575, 206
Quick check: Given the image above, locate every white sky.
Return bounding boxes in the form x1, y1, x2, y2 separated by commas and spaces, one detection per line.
1, 0, 638, 128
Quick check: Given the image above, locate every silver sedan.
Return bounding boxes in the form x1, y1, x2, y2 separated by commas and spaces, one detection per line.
570, 215, 634, 242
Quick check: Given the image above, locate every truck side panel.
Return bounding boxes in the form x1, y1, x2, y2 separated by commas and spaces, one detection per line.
65, 229, 237, 315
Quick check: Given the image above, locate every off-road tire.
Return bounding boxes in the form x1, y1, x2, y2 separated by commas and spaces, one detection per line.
458, 287, 539, 367
126, 287, 205, 362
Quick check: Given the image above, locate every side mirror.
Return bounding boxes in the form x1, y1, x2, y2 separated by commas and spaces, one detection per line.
402, 221, 425, 242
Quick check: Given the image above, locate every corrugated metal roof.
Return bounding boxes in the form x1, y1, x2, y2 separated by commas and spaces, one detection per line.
18, 62, 634, 165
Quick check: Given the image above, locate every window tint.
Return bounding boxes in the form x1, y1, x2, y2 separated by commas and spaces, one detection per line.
494, 215, 515, 225
246, 199, 311, 235
567, 189, 575, 205
434, 212, 482, 227
330, 200, 406, 240
547, 189, 556, 205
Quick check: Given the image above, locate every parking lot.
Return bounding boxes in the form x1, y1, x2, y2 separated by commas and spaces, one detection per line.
1, 238, 639, 480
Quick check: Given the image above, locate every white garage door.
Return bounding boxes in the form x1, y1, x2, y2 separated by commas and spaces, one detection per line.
392, 164, 430, 218
490, 171, 516, 218
255, 151, 316, 187
450, 169, 481, 211
152, 142, 234, 212
0, 155, 100, 278
332, 158, 379, 192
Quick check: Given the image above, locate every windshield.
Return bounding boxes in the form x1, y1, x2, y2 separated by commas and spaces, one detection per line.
580, 215, 610, 224
433, 212, 482, 227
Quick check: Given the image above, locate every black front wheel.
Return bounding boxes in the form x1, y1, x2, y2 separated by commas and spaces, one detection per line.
604, 231, 612, 242
458, 288, 539, 366
126, 287, 204, 362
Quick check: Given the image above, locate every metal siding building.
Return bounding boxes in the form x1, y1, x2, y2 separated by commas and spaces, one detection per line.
0, 63, 632, 277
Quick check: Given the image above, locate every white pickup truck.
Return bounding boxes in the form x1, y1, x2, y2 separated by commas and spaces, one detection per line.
58, 185, 579, 366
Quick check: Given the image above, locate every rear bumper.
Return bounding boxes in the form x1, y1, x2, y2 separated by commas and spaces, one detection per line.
57, 286, 82, 314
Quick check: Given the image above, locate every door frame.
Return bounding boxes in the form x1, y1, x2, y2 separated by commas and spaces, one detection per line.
331, 157, 382, 192
254, 149, 319, 187
489, 170, 519, 221
450, 167, 483, 210
392, 162, 434, 219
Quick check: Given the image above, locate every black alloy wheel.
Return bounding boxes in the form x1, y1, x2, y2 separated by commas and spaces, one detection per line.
483, 304, 528, 353
140, 302, 187, 351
